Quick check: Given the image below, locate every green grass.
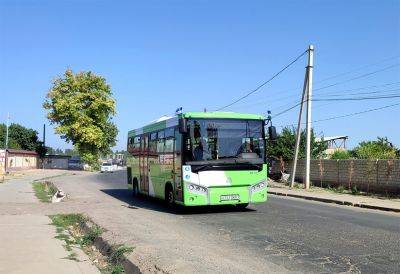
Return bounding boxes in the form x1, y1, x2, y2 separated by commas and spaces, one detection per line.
32, 181, 58, 202
49, 214, 133, 274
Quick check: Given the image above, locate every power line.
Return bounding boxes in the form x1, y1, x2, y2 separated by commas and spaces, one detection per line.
233, 81, 400, 111
313, 94, 400, 101
271, 91, 400, 118
314, 63, 400, 92
314, 83, 400, 96
313, 102, 400, 123
316, 88, 400, 97
238, 56, 400, 106
279, 102, 400, 127
215, 50, 307, 111
314, 55, 400, 84
271, 101, 304, 118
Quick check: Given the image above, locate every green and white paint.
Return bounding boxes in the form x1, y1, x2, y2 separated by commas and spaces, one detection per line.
127, 111, 268, 206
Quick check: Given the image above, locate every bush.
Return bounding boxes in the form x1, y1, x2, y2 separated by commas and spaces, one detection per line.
330, 150, 352, 159
353, 137, 399, 159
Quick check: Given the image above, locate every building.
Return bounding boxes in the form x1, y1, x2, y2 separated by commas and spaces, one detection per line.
43, 154, 71, 169
315, 136, 348, 156
0, 149, 38, 174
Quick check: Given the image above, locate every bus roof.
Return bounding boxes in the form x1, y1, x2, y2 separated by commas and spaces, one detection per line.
128, 112, 265, 137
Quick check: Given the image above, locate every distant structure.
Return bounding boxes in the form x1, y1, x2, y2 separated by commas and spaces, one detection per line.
43, 154, 71, 169
0, 149, 38, 174
315, 136, 348, 156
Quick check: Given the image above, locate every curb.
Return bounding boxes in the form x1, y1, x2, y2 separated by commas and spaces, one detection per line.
79, 219, 142, 274
49, 180, 143, 274
268, 190, 400, 213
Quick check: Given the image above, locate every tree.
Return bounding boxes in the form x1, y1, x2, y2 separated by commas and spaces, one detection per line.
43, 70, 118, 167
353, 137, 399, 159
266, 126, 327, 161
0, 123, 43, 152
330, 150, 352, 159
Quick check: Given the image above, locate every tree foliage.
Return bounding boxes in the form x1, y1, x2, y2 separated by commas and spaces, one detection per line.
43, 70, 118, 167
330, 150, 352, 159
353, 137, 399, 159
266, 127, 328, 161
0, 123, 43, 151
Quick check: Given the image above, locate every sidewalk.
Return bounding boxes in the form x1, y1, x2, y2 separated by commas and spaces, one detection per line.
0, 170, 99, 274
267, 180, 400, 213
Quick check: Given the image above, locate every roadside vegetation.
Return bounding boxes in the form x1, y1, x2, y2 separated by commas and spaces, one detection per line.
49, 214, 133, 274
32, 181, 58, 202
43, 69, 118, 169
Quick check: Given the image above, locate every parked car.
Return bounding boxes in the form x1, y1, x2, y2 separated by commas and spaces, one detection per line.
100, 162, 114, 173
68, 159, 83, 170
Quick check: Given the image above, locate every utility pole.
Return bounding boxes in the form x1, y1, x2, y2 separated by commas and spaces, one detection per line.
42, 124, 46, 169
290, 45, 314, 189
43, 124, 46, 148
5, 113, 10, 174
290, 71, 308, 187
305, 45, 314, 189
5, 113, 9, 150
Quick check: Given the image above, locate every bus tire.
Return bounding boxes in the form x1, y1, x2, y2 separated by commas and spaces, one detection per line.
165, 183, 174, 207
132, 178, 139, 197
236, 203, 249, 209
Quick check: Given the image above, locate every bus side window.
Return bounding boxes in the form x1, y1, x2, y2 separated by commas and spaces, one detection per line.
157, 131, 165, 154
149, 132, 157, 154
174, 128, 182, 153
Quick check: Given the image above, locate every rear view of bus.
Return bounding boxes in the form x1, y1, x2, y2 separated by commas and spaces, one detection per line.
127, 112, 270, 208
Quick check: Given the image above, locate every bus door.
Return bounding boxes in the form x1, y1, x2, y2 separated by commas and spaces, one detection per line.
173, 129, 183, 202
139, 134, 149, 194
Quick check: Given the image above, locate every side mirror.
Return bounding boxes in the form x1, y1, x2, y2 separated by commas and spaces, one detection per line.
179, 118, 187, 134
268, 126, 277, 140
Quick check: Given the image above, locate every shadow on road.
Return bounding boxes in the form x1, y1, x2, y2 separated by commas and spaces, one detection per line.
101, 188, 255, 215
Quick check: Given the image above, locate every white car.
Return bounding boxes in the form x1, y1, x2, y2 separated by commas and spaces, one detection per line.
100, 162, 114, 173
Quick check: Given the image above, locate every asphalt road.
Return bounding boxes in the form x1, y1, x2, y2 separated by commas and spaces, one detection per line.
54, 170, 400, 273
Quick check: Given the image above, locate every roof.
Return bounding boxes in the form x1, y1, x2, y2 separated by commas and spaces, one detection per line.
128, 111, 265, 137
315, 136, 348, 142
4, 149, 38, 156
182, 112, 264, 120
45, 154, 72, 159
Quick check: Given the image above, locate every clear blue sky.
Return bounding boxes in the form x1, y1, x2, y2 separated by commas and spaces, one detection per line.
1, 0, 399, 151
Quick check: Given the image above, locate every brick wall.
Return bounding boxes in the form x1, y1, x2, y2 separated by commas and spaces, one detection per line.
271, 159, 400, 194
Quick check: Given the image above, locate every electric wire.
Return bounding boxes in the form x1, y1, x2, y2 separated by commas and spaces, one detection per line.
271, 90, 400, 118
231, 82, 400, 111
313, 94, 400, 102
279, 102, 400, 128
313, 55, 400, 84
215, 50, 308, 111
314, 63, 400, 92
236, 56, 400, 106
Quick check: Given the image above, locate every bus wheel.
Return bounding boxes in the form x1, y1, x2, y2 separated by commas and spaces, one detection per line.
132, 179, 139, 197
236, 203, 249, 209
165, 185, 174, 206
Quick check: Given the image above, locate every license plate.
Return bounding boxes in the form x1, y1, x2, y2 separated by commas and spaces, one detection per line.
220, 194, 240, 201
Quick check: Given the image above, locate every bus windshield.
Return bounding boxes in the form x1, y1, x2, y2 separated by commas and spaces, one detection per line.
185, 119, 265, 164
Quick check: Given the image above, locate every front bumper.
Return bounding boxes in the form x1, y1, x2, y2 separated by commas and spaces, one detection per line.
183, 184, 267, 206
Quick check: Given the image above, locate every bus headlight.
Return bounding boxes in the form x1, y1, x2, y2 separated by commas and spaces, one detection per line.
187, 183, 207, 194
251, 181, 267, 191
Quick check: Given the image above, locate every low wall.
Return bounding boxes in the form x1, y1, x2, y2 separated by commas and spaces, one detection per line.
0, 149, 38, 174
271, 159, 400, 194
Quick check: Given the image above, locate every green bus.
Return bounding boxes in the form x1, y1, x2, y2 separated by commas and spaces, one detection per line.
126, 111, 274, 208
